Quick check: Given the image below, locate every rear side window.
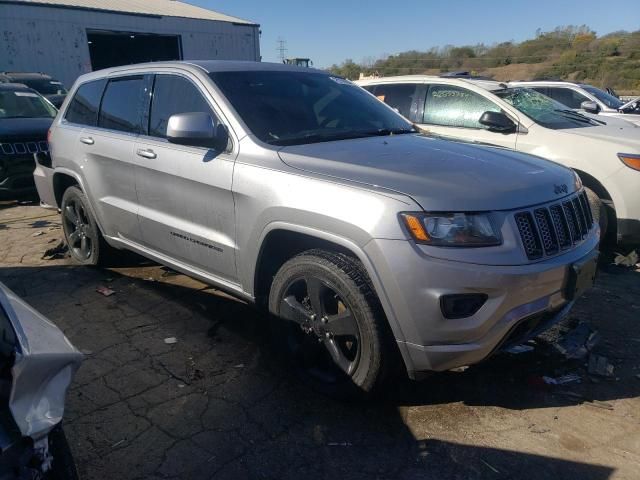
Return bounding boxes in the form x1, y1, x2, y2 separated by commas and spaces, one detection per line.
64, 79, 106, 126
423, 84, 500, 129
98, 76, 144, 133
371, 83, 418, 119
545, 87, 589, 110
149, 75, 218, 138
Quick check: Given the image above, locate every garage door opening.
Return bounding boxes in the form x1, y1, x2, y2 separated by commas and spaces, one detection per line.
87, 30, 182, 71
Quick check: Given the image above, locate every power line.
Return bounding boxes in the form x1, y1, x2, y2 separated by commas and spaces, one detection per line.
276, 37, 288, 63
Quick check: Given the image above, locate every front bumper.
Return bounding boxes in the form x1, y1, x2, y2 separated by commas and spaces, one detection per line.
365, 235, 599, 378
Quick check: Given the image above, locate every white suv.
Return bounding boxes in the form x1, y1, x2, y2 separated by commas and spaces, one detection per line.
509, 80, 640, 127
357, 75, 640, 244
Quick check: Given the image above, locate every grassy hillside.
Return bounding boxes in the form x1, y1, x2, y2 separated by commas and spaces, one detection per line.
329, 26, 640, 94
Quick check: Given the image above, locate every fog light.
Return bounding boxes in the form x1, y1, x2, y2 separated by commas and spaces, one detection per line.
440, 294, 488, 319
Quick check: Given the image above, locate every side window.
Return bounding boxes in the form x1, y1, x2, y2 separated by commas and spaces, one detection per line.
98, 76, 145, 134
370, 83, 418, 119
423, 84, 500, 129
361, 85, 376, 94
64, 79, 106, 126
546, 87, 589, 109
149, 75, 218, 138
530, 87, 549, 97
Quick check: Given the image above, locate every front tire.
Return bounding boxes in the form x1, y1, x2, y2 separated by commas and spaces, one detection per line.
61, 186, 110, 266
268, 250, 391, 398
584, 187, 608, 242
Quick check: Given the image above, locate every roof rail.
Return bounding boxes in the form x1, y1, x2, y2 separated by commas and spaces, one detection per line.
439, 71, 494, 80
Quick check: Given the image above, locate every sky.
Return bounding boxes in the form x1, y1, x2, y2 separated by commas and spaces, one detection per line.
191, 0, 639, 68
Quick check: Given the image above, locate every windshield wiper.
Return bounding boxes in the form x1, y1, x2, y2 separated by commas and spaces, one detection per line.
553, 109, 598, 125
358, 127, 417, 136
267, 127, 417, 146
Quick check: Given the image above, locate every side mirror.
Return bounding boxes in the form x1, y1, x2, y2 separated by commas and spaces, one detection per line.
167, 112, 229, 151
580, 101, 600, 114
479, 111, 516, 133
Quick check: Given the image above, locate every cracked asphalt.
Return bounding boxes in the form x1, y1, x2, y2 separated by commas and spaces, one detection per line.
1, 201, 640, 480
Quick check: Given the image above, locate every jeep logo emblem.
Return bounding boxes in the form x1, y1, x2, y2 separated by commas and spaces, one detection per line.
554, 184, 568, 195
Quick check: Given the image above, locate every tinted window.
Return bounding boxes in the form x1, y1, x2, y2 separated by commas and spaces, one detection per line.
149, 75, 217, 138
65, 79, 105, 126
16, 78, 67, 95
423, 84, 500, 128
582, 86, 623, 109
98, 77, 144, 133
370, 84, 418, 119
545, 87, 589, 109
210, 71, 414, 146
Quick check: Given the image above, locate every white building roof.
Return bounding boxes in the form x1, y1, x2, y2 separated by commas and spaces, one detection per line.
8, 0, 257, 25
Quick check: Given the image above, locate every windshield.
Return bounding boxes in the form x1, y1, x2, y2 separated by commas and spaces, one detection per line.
0, 90, 58, 119
582, 86, 623, 110
209, 71, 415, 146
17, 78, 67, 96
494, 87, 596, 130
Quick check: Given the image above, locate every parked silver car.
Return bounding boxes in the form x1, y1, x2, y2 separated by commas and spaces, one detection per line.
34, 61, 599, 396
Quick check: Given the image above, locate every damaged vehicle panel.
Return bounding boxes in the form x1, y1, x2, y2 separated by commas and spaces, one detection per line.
0, 283, 82, 479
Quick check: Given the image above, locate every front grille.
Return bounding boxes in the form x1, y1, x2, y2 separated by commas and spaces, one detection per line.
0, 140, 48, 156
515, 191, 594, 260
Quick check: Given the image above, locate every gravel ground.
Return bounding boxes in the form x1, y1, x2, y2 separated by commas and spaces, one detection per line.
1, 201, 639, 480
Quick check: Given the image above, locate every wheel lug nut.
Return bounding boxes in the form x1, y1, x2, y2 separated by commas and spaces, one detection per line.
321, 317, 327, 324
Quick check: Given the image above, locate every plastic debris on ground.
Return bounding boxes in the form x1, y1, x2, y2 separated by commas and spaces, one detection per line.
506, 344, 535, 354
542, 373, 582, 385
164, 337, 178, 345
613, 250, 638, 267
41, 240, 69, 260
96, 286, 116, 297
555, 322, 600, 360
32, 231, 45, 237
588, 354, 615, 377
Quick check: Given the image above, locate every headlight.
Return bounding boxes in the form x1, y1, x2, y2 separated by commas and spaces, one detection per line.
618, 153, 640, 171
400, 212, 501, 246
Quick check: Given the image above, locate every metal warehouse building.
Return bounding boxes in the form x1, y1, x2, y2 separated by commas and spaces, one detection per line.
0, 0, 260, 87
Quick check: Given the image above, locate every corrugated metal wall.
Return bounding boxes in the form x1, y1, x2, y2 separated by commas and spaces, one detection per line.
0, 3, 260, 87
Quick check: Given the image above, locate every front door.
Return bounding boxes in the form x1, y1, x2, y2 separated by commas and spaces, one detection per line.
418, 84, 519, 150
134, 73, 237, 283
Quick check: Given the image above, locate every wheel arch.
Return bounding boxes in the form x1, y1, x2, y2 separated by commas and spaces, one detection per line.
252, 224, 413, 373
573, 168, 617, 239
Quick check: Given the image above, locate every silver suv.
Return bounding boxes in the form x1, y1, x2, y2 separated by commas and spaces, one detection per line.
35, 61, 599, 396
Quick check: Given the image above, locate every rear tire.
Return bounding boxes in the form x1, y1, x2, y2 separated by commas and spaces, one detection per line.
268, 250, 391, 399
584, 187, 608, 242
60, 186, 112, 266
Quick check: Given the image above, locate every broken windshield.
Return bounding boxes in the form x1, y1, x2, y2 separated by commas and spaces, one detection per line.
494, 88, 596, 130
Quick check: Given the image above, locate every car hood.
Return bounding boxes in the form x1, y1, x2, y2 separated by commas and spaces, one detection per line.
278, 134, 577, 211
564, 123, 640, 150
0, 117, 53, 140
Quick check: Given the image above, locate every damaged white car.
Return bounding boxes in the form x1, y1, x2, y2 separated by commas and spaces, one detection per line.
0, 283, 82, 479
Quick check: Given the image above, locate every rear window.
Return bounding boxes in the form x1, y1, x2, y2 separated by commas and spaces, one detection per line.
98, 76, 144, 134
65, 79, 106, 126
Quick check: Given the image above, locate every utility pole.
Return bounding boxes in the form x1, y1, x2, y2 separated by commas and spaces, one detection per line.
277, 37, 288, 63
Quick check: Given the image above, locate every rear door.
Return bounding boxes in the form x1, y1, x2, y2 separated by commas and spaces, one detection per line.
134, 73, 237, 282
418, 83, 518, 149
80, 75, 146, 241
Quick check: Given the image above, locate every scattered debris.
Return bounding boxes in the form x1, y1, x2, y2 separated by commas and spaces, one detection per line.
32, 231, 45, 237
449, 366, 469, 373
186, 357, 204, 381
80, 349, 93, 356
480, 459, 500, 474
585, 400, 614, 411
177, 384, 186, 389
47, 238, 57, 244
161, 267, 180, 277
41, 240, 68, 260
111, 440, 125, 448
506, 344, 534, 354
327, 442, 352, 447
613, 250, 638, 267
234, 363, 245, 369
555, 322, 600, 360
96, 286, 116, 297
543, 373, 582, 385
164, 337, 178, 345
588, 354, 615, 377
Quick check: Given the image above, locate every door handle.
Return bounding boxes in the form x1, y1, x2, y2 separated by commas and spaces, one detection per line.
136, 148, 157, 159
79, 136, 94, 145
